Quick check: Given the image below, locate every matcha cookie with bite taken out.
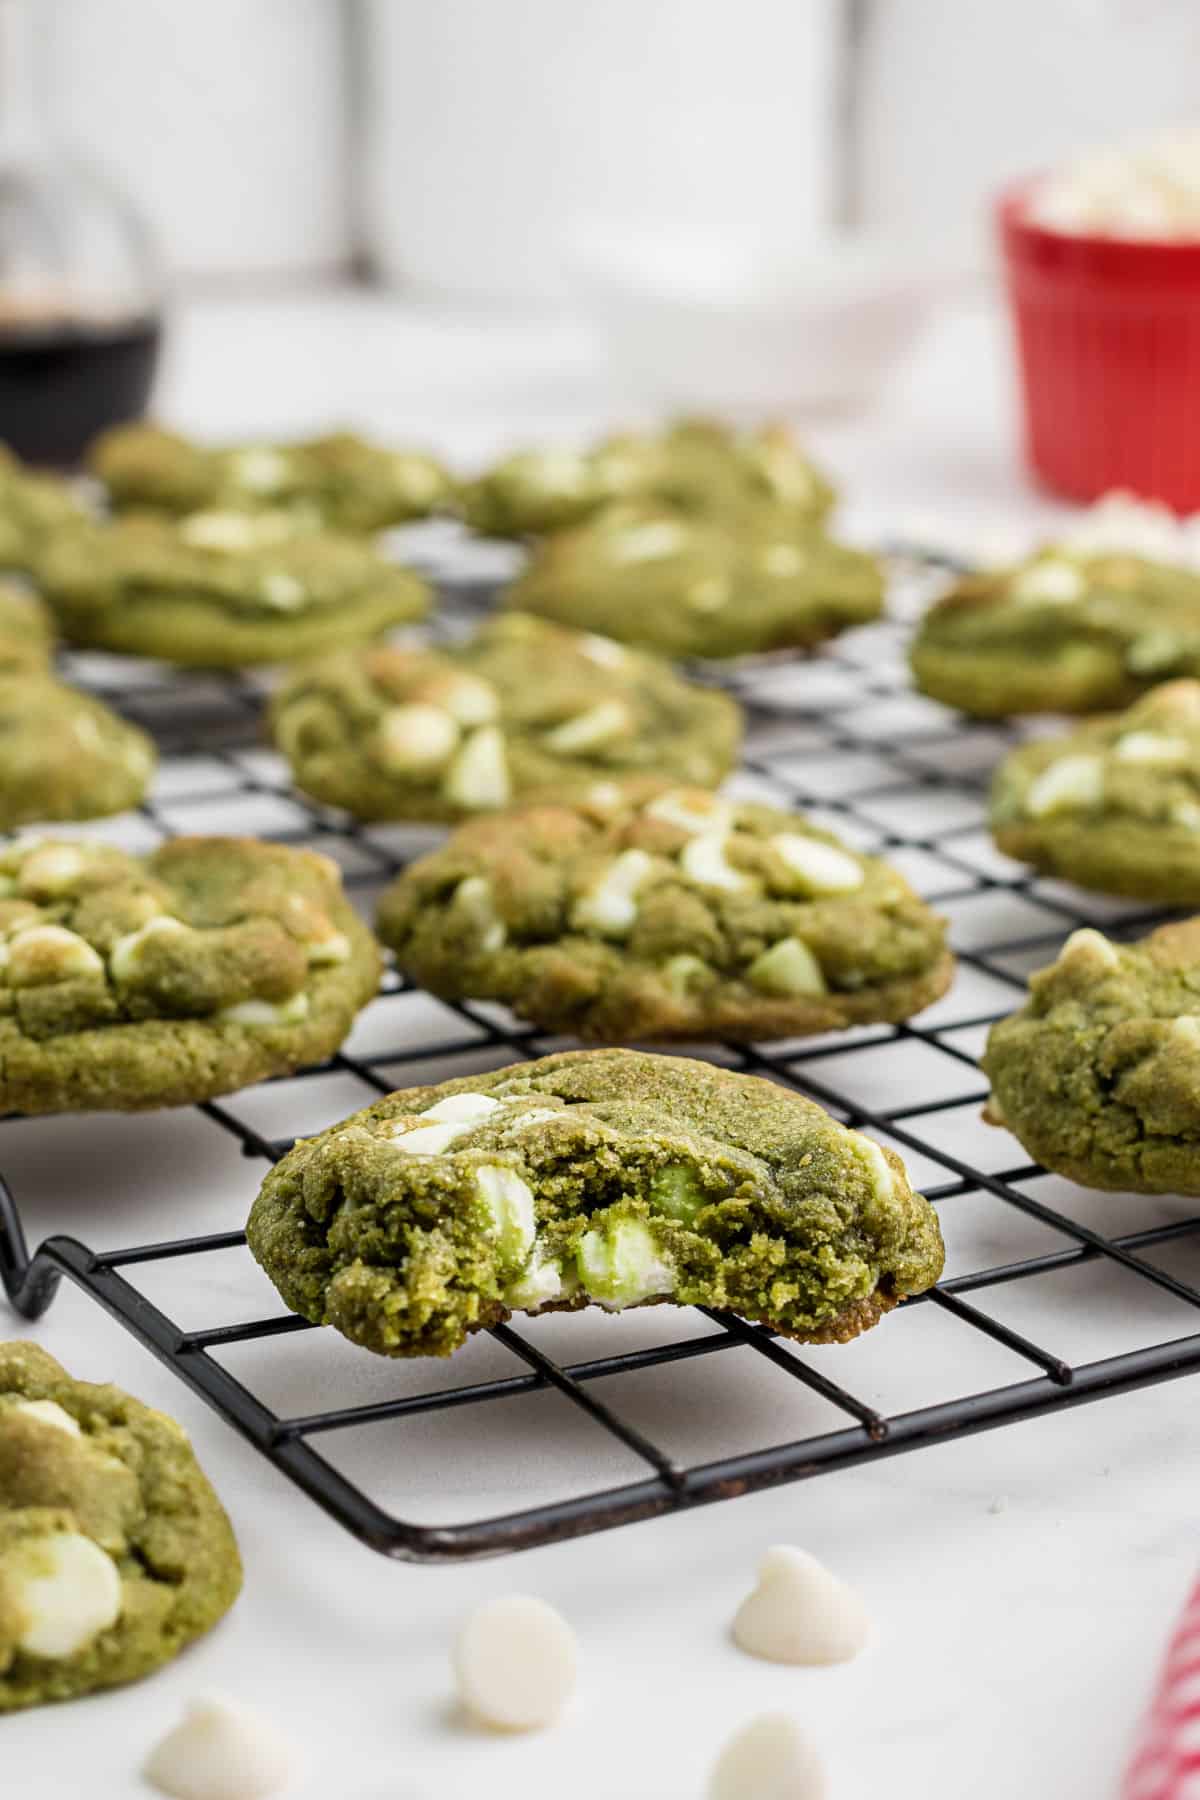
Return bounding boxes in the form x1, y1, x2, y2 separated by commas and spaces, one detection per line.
0, 1341, 241, 1711
983, 919, 1200, 1193
246, 1048, 944, 1358
459, 417, 834, 540
991, 680, 1200, 902
0, 674, 155, 828
269, 611, 741, 821
33, 512, 430, 667
503, 500, 883, 660
911, 547, 1200, 717
376, 786, 953, 1041
0, 835, 379, 1114
91, 423, 452, 532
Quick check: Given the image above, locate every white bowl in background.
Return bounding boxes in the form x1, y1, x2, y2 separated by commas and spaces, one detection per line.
568, 228, 940, 414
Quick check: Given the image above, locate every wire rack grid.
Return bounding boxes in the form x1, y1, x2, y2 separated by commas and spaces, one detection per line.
3, 543, 1200, 1564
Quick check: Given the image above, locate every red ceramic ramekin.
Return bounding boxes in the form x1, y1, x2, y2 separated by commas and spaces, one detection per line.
998, 185, 1200, 511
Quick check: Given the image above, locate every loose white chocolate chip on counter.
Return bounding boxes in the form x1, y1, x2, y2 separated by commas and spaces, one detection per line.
732, 1546, 872, 1666
8, 1529, 122, 1659
709, 1714, 827, 1800
453, 1593, 577, 1731
143, 1694, 298, 1800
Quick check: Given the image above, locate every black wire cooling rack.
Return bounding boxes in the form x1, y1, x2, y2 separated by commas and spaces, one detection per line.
3, 542, 1200, 1564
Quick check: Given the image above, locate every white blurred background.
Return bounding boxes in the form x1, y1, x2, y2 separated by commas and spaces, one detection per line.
35, 0, 1200, 296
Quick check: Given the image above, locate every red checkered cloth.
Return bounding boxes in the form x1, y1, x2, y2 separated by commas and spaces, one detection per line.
1125, 1578, 1200, 1800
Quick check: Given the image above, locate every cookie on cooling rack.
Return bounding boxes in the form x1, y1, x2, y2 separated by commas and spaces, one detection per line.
246, 1047, 945, 1358
459, 416, 834, 539
0, 1341, 241, 1711
982, 920, 1200, 1193
502, 500, 883, 660
0, 582, 53, 674
0, 835, 380, 1114
0, 675, 155, 830
990, 680, 1200, 903
269, 611, 742, 822
32, 512, 430, 667
0, 448, 89, 578
91, 422, 453, 533
910, 547, 1200, 717
375, 786, 953, 1041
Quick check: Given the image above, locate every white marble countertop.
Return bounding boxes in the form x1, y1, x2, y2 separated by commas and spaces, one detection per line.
6, 285, 1195, 1799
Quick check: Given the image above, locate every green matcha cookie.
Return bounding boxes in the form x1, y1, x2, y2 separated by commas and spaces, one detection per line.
0, 675, 155, 829
991, 680, 1200, 902
247, 1048, 944, 1357
0, 448, 88, 576
460, 417, 834, 540
0, 1342, 241, 1711
91, 424, 453, 531
269, 612, 742, 821
376, 787, 953, 1041
983, 920, 1200, 1193
0, 582, 53, 673
34, 513, 430, 667
0, 836, 379, 1114
504, 500, 883, 660
911, 548, 1200, 717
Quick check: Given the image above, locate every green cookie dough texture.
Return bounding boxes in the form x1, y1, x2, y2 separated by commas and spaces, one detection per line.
982, 919, 1200, 1193
0, 675, 155, 829
0, 448, 89, 576
504, 500, 883, 660
0, 835, 380, 1114
269, 612, 742, 822
91, 423, 453, 531
34, 513, 430, 667
376, 786, 953, 1041
460, 417, 834, 539
0, 582, 53, 673
911, 548, 1200, 717
0, 1341, 241, 1711
246, 1048, 944, 1357
991, 680, 1200, 902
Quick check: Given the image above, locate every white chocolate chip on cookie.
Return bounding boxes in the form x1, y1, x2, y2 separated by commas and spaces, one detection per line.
8, 925, 105, 986
376, 703, 461, 773
8, 1530, 122, 1659
771, 834, 864, 895
543, 699, 632, 754
571, 848, 655, 936
443, 726, 511, 810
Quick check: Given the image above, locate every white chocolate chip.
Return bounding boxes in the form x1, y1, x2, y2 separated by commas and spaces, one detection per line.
181, 511, 292, 553
17, 843, 87, 896
452, 875, 506, 952
732, 1546, 871, 1666
305, 930, 350, 966
11, 1399, 81, 1436
680, 832, 750, 892
142, 1694, 298, 1800
453, 1594, 577, 1733
770, 834, 864, 895
9, 1530, 122, 1659
1114, 730, 1191, 764
1060, 927, 1121, 971
1172, 800, 1200, 829
475, 1164, 537, 1264
109, 914, 191, 983
577, 1218, 675, 1309
852, 1134, 895, 1202
708, 1714, 827, 1800
259, 572, 305, 612
218, 992, 310, 1026
578, 633, 627, 668
608, 519, 687, 563
386, 1091, 503, 1154
1024, 754, 1104, 818
759, 543, 808, 577
500, 1107, 565, 1131
443, 726, 511, 810
1013, 558, 1085, 603
644, 791, 735, 836
1171, 1016, 1200, 1048
7, 925, 105, 986
426, 1092, 506, 1123
747, 937, 827, 997
571, 848, 655, 937
687, 575, 731, 611
376, 703, 460, 773
229, 446, 290, 494
440, 674, 499, 727
504, 1247, 567, 1310
585, 781, 624, 814
542, 699, 631, 754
